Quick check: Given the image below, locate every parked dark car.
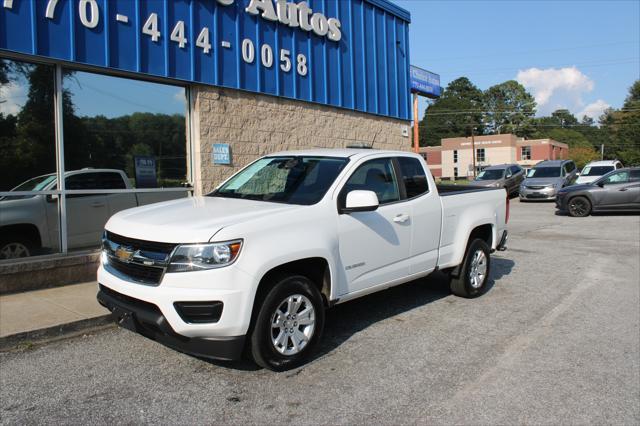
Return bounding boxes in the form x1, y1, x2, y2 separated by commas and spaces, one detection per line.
469, 164, 525, 196
556, 167, 640, 217
519, 159, 578, 201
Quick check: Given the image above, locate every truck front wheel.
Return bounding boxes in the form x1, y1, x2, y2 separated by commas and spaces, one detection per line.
0, 234, 35, 260
450, 239, 491, 298
250, 274, 325, 371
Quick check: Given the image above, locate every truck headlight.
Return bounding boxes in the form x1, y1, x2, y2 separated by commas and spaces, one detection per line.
167, 240, 243, 273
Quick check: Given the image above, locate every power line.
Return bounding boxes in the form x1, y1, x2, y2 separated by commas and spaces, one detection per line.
425, 41, 639, 62
440, 57, 639, 77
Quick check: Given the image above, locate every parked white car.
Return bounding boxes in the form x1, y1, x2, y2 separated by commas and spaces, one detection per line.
576, 160, 624, 184
0, 169, 185, 259
97, 149, 509, 370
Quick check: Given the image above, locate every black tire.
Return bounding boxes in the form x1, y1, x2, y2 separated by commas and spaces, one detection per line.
567, 196, 591, 217
450, 239, 491, 298
250, 274, 325, 371
0, 233, 35, 260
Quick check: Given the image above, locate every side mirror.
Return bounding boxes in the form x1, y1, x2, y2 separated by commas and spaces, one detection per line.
597, 181, 605, 188
506, 172, 512, 178
341, 190, 379, 214
46, 194, 59, 203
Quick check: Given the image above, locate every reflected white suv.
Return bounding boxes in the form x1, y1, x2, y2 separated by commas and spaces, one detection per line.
576, 160, 624, 184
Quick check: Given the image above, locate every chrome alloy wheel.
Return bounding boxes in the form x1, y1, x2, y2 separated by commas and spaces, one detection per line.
0, 242, 30, 260
270, 294, 316, 356
469, 249, 487, 289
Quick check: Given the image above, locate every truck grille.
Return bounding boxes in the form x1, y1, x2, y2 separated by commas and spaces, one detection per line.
103, 232, 178, 286
526, 185, 547, 190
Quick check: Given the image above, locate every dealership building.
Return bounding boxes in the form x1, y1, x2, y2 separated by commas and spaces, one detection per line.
421, 134, 569, 180
0, 0, 413, 290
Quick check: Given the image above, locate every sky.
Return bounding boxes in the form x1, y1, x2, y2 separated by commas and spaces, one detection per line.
396, 0, 640, 120
1, 0, 638, 121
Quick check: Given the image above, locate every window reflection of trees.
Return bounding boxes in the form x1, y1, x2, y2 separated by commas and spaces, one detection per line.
0, 59, 187, 191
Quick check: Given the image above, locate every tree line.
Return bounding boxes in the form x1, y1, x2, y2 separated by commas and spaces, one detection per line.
0, 61, 186, 191
419, 77, 640, 168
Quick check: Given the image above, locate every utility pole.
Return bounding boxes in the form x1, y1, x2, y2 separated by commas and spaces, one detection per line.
471, 127, 477, 178
601, 144, 604, 160
413, 93, 420, 154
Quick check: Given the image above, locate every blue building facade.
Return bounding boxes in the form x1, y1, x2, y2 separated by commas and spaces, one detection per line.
1, 0, 411, 120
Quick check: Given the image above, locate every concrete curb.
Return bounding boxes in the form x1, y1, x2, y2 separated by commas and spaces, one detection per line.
0, 314, 114, 351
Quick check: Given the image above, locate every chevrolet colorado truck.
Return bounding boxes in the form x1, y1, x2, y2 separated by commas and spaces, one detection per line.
97, 149, 509, 370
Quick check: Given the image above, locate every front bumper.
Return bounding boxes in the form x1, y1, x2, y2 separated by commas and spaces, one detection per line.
519, 186, 558, 200
97, 285, 245, 360
555, 193, 570, 210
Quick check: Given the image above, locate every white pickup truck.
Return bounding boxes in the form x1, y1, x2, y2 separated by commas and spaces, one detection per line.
97, 149, 509, 370
0, 169, 185, 259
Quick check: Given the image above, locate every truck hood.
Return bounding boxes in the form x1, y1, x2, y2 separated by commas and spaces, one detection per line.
105, 196, 300, 243
523, 177, 563, 187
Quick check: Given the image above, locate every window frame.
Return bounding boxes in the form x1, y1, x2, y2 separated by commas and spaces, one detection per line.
394, 156, 431, 201
0, 55, 194, 261
337, 157, 403, 211
476, 148, 486, 163
521, 146, 532, 160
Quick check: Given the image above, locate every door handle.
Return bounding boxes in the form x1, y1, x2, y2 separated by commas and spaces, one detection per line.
619, 188, 628, 192
393, 214, 410, 223
90, 201, 105, 208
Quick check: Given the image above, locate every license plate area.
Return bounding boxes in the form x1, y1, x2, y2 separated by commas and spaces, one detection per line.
111, 306, 138, 332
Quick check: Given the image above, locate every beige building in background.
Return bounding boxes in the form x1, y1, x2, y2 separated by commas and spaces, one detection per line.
421, 134, 569, 180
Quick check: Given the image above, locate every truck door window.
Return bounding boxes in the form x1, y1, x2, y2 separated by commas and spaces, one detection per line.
65, 173, 99, 197
341, 159, 400, 205
95, 173, 127, 189
397, 157, 428, 199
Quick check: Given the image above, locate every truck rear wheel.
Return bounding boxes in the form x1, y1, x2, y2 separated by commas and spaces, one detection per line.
450, 239, 491, 298
250, 274, 325, 371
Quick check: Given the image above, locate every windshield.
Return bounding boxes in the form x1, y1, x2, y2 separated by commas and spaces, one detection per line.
11, 174, 56, 191
527, 167, 560, 178
581, 166, 614, 177
0, 174, 57, 201
475, 169, 504, 181
210, 156, 349, 205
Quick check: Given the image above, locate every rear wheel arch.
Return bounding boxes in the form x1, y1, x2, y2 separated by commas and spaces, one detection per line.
450, 224, 493, 278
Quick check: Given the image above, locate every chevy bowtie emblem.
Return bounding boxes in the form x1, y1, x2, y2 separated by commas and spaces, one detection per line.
114, 246, 135, 263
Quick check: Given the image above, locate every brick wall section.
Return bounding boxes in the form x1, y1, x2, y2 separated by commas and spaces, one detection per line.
193, 86, 412, 194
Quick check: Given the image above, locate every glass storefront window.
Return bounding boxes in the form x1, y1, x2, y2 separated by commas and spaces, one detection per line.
0, 58, 192, 261
61, 71, 191, 252
1, 59, 60, 260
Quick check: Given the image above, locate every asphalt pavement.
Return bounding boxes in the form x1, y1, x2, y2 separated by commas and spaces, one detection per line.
1, 200, 639, 425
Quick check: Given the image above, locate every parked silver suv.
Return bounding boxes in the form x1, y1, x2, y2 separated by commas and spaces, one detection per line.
469, 164, 525, 197
519, 160, 577, 201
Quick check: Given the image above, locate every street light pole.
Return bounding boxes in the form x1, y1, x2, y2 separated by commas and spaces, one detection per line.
471, 127, 477, 178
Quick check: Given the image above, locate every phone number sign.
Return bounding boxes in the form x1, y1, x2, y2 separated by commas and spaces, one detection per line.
0, 0, 413, 121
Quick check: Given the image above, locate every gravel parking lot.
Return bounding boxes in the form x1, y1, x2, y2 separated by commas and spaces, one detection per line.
1, 200, 639, 425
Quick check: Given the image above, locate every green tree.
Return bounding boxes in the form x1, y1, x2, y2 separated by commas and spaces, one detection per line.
570, 146, 600, 169
419, 77, 484, 146
483, 80, 536, 137
599, 80, 640, 165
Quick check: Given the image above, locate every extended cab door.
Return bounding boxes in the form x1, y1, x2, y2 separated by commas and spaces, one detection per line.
337, 157, 412, 294
395, 156, 442, 275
